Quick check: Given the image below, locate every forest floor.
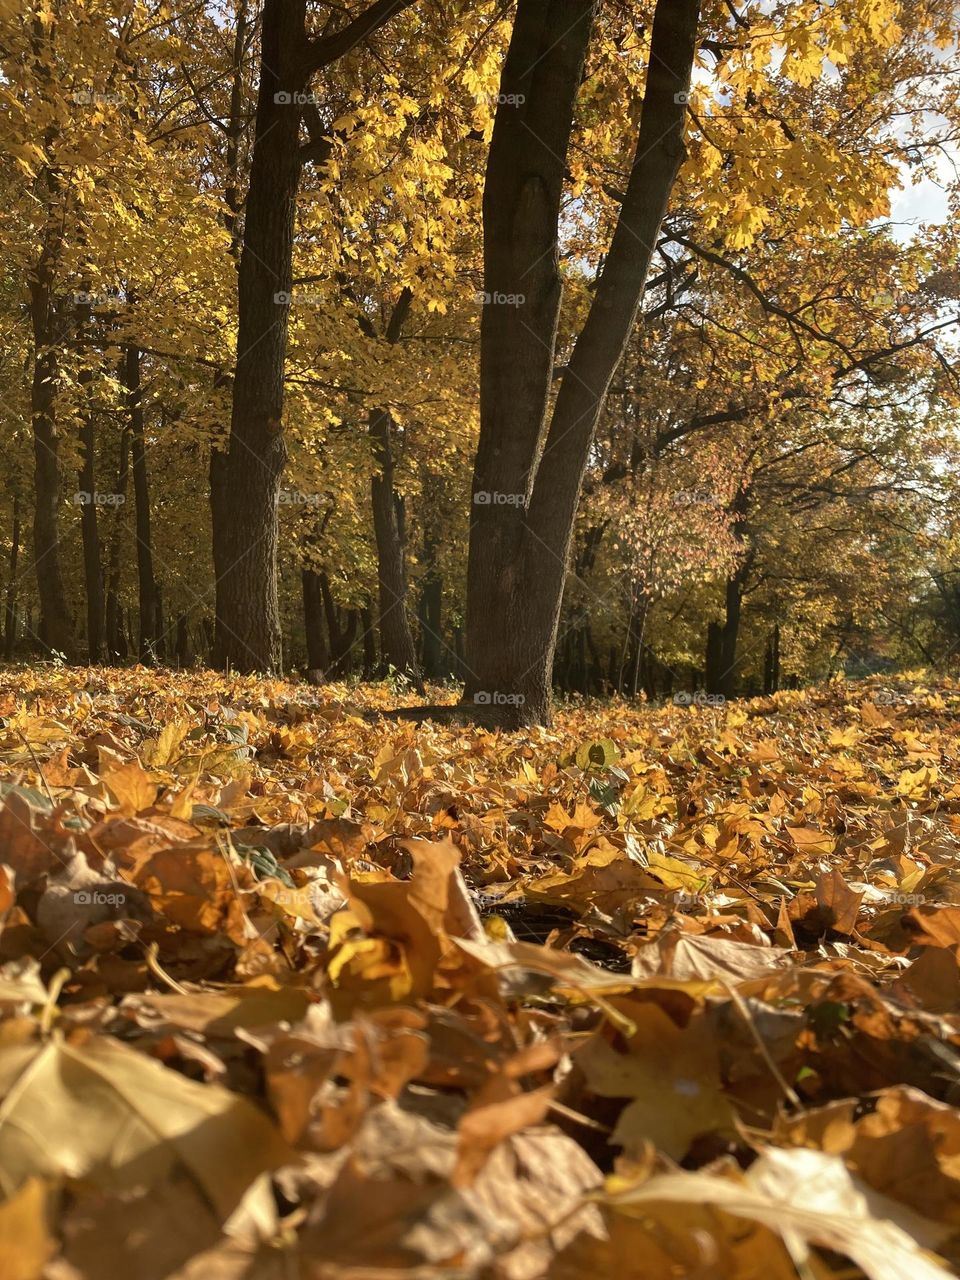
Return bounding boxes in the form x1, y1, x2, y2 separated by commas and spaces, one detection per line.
1, 665, 960, 1278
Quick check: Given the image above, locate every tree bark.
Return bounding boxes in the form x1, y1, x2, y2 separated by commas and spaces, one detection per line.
77, 382, 104, 663
302, 567, 328, 672
124, 343, 159, 662
213, 0, 416, 673
4, 497, 20, 660
369, 407, 424, 689
319, 570, 358, 676
367, 286, 423, 688
105, 424, 130, 662
462, 0, 701, 725
29, 263, 74, 659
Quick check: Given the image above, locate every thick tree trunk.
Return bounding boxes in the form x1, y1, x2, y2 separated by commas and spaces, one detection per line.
463, 0, 595, 722
462, 0, 701, 725
105, 425, 129, 662
124, 344, 159, 662
4, 497, 20, 660
29, 268, 74, 659
212, 0, 304, 672
212, 0, 416, 672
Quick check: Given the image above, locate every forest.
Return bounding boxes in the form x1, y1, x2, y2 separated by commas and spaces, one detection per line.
1, 0, 959, 722
4, 1, 960, 1277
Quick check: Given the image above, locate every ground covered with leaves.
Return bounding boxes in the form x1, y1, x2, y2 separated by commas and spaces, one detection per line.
2, 667, 960, 1277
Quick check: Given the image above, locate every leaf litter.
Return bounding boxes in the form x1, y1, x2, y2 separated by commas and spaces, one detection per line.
1, 667, 960, 1276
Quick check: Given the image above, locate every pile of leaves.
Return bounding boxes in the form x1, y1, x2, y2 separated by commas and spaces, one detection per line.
2, 666, 960, 1278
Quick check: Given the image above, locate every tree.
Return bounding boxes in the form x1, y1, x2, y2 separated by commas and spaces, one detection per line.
460, 0, 701, 725
212, 0, 419, 673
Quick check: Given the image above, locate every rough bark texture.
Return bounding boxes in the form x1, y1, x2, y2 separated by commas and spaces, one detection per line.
29, 266, 74, 660
462, 0, 701, 725
124, 344, 159, 662
212, 0, 304, 673
212, 0, 417, 673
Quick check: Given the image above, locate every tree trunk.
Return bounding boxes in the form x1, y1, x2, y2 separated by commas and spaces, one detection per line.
4, 497, 20, 660
717, 571, 743, 699
211, 0, 416, 672
763, 623, 781, 695
77, 387, 104, 663
369, 407, 424, 690
123, 344, 159, 661
462, 0, 701, 725
175, 612, 194, 667
212, 0, 307, 672
418, 560, 443, 679
705, 621, 723, 695
105, 425, 130, 662
361, 605, 376, 679
319, 571, 358, 676
29, 266, 74, 659
302, 567, 328, 671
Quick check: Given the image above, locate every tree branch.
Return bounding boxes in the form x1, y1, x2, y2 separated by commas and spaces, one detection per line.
300, 0, 418, 76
